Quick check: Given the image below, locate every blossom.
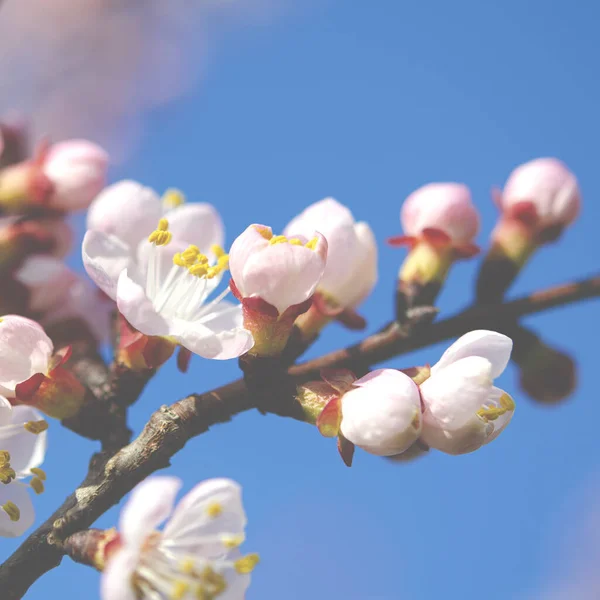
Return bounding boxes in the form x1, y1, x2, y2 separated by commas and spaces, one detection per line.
0, 315, 85, 418
399, 183, 480, 249
42, 139, 108, 210
339, 369, 422, 457
87, 181, 224, 256
101, 476, 258, 600
420, 330, 515, 455
83, 219, 253, 360
0, 398, 48, 537
498, 158, 580, 234
228, 224, 327, 356
284, 198, 377, 309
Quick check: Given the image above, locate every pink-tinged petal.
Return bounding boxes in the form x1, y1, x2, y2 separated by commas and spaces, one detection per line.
1, 405, 47, 475
421, 414, 490, 456
228, 225, 271, 297
87, 180, 162, 249
340, 369, 422, 456
401, 183, 480, 245
15, 256, 77, 313
166, 203, 224, 252
116, 270, 170, 337
0, 316, 53, 397
421, 356, 493, 431
502, 158, 580, 228
43, 140, 108, 210
284, 198, 360, 296
431, 330, 513, 379
0, 482, 35, 537
241, 235, 327, 315
82, 230, 131, 300
119, 476, 181, 548
101, 548, 138, 600
162, 478, 246, 556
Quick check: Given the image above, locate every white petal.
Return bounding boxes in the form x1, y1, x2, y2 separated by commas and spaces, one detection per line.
0, 482, 35, 537
228, 225, 271, 297
0, 316, 53, 397
484, 387, 515, 445
421, 414, 490, 456
431, 330, 513, 379
119, 476, 181, 548
101, 548, 139, 600
116, 270, 170, 337
0, 405, 47, 476
87, 180, 163, 250
162, 478, 246, 556
421, 356, 493, 430
241, 238, 327, 314
284, 198, 360, 297
340, 369, 422, 456
0, 396, 12, 427
166, 203, 225, 252
82, 230, 132, 300
220, 568, 251, 600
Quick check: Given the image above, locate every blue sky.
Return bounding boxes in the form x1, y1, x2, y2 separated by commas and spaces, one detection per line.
2, 0, 600, 598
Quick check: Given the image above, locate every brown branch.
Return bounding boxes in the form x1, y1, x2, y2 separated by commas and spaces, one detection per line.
1, 273, 598, 599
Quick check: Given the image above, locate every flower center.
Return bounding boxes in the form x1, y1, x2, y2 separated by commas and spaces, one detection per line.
145, 221, 237, 325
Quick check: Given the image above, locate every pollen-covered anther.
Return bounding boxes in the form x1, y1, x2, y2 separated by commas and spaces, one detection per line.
477, 392, 515, 422
0, 458, 16, 484
24, 420, 49, 434
170, 580, 191, 600
30, 477, 45, 495
2, 501, 20, 522
31, 467, 47, 481
221, 534, 244, 549
148, 218, 172, 246
200, 566, 227, 596
205, 502, 223, 518
234, 553, 260, 574
162, 188, 186, 209
305, 237, 318, 250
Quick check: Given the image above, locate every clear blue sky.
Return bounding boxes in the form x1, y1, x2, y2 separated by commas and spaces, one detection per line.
3, 1, 600, 598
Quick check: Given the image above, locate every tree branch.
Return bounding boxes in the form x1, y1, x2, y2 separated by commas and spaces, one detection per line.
1, 273, 598, 598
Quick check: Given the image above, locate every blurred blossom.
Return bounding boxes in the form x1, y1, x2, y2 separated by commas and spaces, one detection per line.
0, 0, 313, 162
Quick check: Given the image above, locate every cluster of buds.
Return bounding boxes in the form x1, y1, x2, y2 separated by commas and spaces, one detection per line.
297, 331, 515, 464
0, 124, 111, 345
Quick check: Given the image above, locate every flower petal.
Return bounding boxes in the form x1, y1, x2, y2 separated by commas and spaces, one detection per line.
340, 369, 422, 456
116, 270, 170, 337
228, 225, 271, 297
162, 478, 246, 556
421, 356, 493, 430
421, 414, 490, 456
0, 316, 53, 397
119, 476, 181, 548
166, 203, 225, 252
82, 230, 132, 300
0, 405, 47, 476
0, 396, 12, 427
483, 387, 515, 445
431, 330, 513, 379
87, 180, 163, 249
100, 548, 139, 600
241, 235, 327, 315
0, 482, 35, 537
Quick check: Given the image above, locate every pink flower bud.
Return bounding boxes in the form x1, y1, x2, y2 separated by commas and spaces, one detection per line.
43, 139, 108, 210
401, 183, 480, 246
339, 369, 422, 457
499, 158, 580, 232
229, 225, 328, 316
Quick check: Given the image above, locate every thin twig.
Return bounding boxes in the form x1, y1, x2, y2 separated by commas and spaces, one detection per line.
1, 273, 598, 599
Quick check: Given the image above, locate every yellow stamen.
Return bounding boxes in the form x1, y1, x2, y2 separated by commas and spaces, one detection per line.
24, 420, 48, 435
162, 188, 186, 209
201, 566, 227, 595
30, 477, 44, 495
305, 237, 318, 250
148, 219, 172, 246
288, 238, 303, 246
254, 226, 273, 240
477, 393, 515, 422
188, 263, 209, 278
170, 580, 190, 600
205, 502, 223, 518
221, 534, 244, 549
0, 466, 16, 484
0, 451, 10, 466
234, 553, 260, 574
211, 245, 226, 259
2, 501, 20, 522
30, 468, 46, 481
268, 235, 288, 246
180, 558, 196, 575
